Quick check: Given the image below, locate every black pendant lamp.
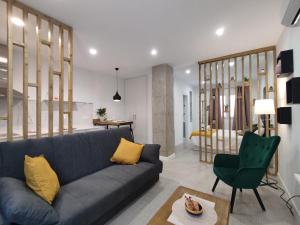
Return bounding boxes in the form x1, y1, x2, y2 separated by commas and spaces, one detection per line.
113, 67, 121, 102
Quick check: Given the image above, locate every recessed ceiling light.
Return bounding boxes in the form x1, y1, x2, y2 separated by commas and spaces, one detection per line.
11, 17, 25, 27
215, 27, 225, 36
0, 57, 7, 64
89, 48, 98, 55
150, 48, 158, 56
185, 69, 191, 74
229, 62, 234, 67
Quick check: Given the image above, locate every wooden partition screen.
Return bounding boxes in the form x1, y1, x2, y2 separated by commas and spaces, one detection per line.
1, 0, 73, 141
198, 46, 278, 175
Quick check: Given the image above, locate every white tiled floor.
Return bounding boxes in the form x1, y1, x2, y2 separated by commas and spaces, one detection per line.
105, 141, 298, 225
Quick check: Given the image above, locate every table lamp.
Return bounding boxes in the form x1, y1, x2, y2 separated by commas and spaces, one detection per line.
254, 99, 275, 137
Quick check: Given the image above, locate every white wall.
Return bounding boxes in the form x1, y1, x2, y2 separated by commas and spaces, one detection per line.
124, 73, 152, 144
73, 66, 125, 122
276, 25, 300, 217
173, 78, 197, 146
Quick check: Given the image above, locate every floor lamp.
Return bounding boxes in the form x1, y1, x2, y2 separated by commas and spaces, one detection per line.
254, 99, 277, 189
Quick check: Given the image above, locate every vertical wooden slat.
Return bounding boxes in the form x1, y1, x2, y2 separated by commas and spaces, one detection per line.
68, 29, 73, 133
273, 49, 278, 174
241, 57, 245, 134
23, 11, 29, 139
7, 0, 13, 141
215, 62, 219, 154
249, 55, 253, 132
209, 63, 213, 163
257, 53, 261, 136
59, 26, 64, 135
228, 60, 231, 154
36, 17, 41, 138
265, 52, 269, 137
199, 63, 202, 161
204, 64, 208, 162
221, 60, 225, 153
234, 58, 238, 152
48, 22, 54, 137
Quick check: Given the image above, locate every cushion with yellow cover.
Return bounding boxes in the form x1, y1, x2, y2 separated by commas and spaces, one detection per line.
24, 155, 60, 204
111, 138, 144, 165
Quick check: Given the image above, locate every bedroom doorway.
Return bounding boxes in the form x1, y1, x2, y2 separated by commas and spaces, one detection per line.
183, 95, 188, 139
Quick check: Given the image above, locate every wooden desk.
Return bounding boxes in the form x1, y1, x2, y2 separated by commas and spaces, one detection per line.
148, 186, 230, 225
93, 119, 134, 140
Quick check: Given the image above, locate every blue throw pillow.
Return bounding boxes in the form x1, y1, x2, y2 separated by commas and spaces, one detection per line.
0, 177, 59, 225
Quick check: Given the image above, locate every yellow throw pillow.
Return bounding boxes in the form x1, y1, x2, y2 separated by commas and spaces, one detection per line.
111, 138, 144, 165
24, 155, 60, 204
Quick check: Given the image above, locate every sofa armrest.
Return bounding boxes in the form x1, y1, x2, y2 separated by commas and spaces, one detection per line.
0, 212, 6, 225
140, 144, 161, 164
0, 177, 59, 225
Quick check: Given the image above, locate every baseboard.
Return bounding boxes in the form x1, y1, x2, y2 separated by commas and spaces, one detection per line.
277, 173, 300, 223
159, 153, 175, 161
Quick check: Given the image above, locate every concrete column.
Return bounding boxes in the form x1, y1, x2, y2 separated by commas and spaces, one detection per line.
152, 64, 175, 157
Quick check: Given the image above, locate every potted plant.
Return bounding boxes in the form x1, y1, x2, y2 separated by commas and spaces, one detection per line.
96, 108, 107, 121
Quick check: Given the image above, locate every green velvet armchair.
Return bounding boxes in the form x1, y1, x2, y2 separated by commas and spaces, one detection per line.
212, 131, 281, 213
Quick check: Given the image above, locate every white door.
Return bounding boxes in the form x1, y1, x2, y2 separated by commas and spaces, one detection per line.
125, 76, 147, 143
183, 95, 188, 138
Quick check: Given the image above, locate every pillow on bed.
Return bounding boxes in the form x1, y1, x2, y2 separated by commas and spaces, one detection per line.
0, 177, 59, 225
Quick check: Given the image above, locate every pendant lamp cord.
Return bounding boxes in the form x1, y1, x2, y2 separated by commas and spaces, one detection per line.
115, 68, 119, 91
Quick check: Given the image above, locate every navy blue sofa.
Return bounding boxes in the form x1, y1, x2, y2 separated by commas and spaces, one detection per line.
0, 127, 162, 225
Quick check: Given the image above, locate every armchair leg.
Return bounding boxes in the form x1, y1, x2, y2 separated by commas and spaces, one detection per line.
230, 188, 237, 213
212, 177, 219, 192
253, 189, 266, 211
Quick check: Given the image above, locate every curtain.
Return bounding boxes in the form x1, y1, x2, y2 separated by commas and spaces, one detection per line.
232, 85, 250, 130
208, 86, 223, 129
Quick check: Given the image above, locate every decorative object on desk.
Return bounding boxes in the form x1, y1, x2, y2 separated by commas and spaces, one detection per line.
224, 105, 229, 113
254, 99, 275, 137
113, 67, 121, 102
185, 195, 203, 215
96, 107, 107, 121
269, 86, 274, 92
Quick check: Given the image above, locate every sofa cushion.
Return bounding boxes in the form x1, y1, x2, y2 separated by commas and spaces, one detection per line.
0, 127, 134, 185
140, 144, 161, 164
0, 177, 59, 225
54, 162, 157, 225
111, 138, 144, 164
24, 155, 60, 204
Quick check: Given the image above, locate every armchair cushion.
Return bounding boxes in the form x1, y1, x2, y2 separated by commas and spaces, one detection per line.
0, 177, 59, 225
213, 167, 238, 185
214, 154, 239, 168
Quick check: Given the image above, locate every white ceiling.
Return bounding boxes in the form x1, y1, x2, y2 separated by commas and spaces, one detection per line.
18, 0, 288, 78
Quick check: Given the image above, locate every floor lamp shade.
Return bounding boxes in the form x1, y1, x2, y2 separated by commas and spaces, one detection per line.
254, 99, 275, 115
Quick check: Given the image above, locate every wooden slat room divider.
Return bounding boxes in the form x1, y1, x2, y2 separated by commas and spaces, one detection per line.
198, 46, 278, 175
1, 0, 73, 141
